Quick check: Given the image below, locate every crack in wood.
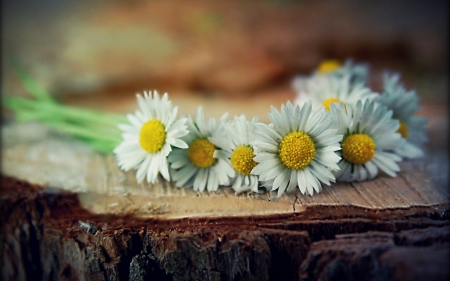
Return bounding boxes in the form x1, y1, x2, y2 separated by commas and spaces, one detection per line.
293, 193, 298, 212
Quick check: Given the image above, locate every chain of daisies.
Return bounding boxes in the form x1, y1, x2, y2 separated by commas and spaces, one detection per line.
115, 60, 427, 196
5, 60, 427, 197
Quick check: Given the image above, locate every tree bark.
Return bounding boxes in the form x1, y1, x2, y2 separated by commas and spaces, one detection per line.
2, 176, 449, 281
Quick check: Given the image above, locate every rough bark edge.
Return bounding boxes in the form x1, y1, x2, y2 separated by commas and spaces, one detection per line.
2, 176, 449, 281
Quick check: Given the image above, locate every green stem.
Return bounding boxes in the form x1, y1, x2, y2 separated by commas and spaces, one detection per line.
3, 64, 129, 154
4, 96, 126, 154
11, 60, 55, 103
4, 96, 127, 127
44, 120, 122, 144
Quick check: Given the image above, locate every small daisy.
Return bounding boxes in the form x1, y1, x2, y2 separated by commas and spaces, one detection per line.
326, 59, 369, 85
316, 59, 343, 74
376, 72, 427, 159
329, 100, 404, 182
295, 74, 377, 111
211, 115, 260, 194
114, 91, 189, 183
168, 107, 234, 192
292, 59, 369, 94
252, 101, 343, 197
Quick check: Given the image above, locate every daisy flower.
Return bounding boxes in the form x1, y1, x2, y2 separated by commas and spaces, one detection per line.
324, 59, 369, 85
292, 59, 369, 94
168, 107, 235, 192
252, 101, 343, 197
295, 74, 377, 111
211, 115, 260, 194
113, 91, 189, 183
376, 72, 427, 159
329, 100, 404, 182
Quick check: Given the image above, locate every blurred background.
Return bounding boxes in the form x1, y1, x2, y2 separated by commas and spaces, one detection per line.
2, 0, 448, 123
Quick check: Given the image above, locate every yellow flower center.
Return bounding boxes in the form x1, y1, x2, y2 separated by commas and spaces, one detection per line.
397, 120, 408, 138
317, 59, 341, 74
139, 120, 166, 153
322, 97, 344, 111
279, 132, 316, 170
342, 134, 376, 164
188, 138, 217, 168
231, 145, 258, 175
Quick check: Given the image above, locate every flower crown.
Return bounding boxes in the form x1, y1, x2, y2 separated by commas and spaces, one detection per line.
5, 59, 427, 197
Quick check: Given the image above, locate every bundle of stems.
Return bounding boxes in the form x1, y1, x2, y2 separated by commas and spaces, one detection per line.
3, 65, 127, 154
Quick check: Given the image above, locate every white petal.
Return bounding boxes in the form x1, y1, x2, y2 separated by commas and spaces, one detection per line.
371, 152, 400, 177
309, 161, 335, 185
286, 170, 298, 193
136, 155, 152, 183
207, 170, 218, 192
395, 141, 424, 159
297, 170, 307, 194
254, 141, 279, 153
193, 168, 208, 192
171, 138, 188, 149
365, 161, 378, 180
173, 164, 197, 186
305, 167, 322, 195
273, 169, 289, 197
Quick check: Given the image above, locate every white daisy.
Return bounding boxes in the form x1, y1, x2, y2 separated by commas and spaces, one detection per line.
168, 107, 235, 192
252, 101, 343, 197
328, 59, 369, 85
211, 115, 260, 194
113, 91, 189, 183
295, 74, 377, 111
329, 100, 404, 182
376, 72, 427, 159
292, 59, 369, 94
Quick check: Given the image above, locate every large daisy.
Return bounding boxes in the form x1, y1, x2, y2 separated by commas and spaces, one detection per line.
114, 91, 189, 183
329, 100, 404, 182
299, 75, 377, 111
376, 72, 427, 159
168, 107, 235, 192
252, 101, 343, 197
211, 115, 260, 194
